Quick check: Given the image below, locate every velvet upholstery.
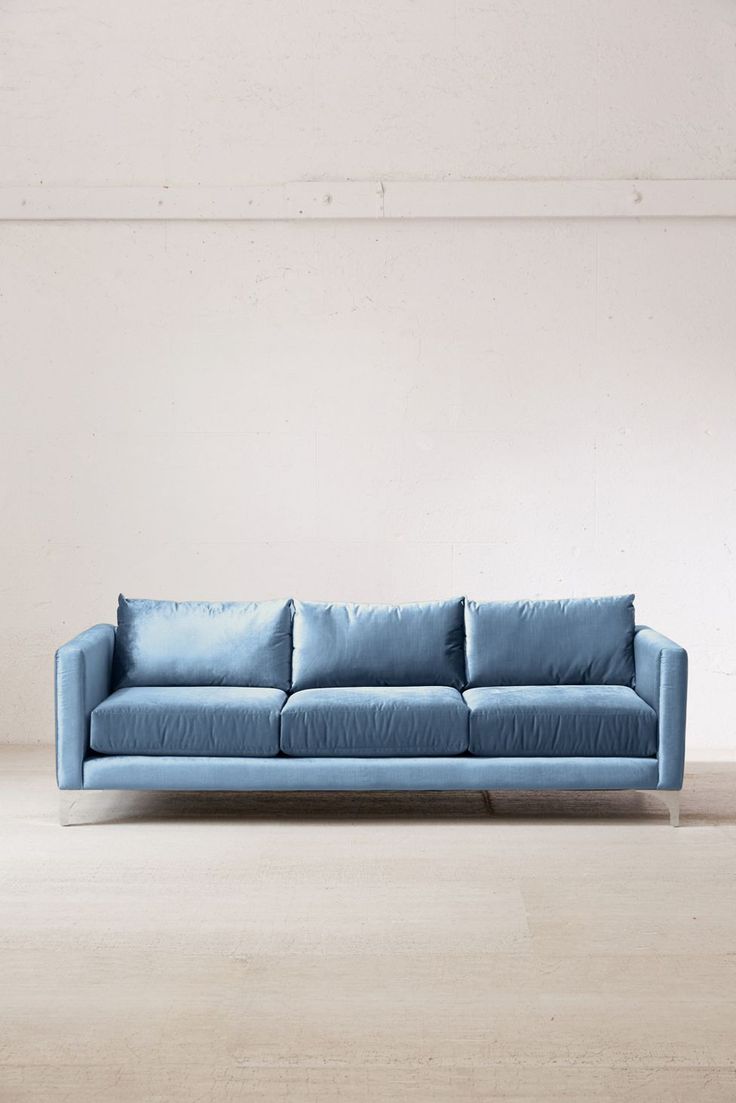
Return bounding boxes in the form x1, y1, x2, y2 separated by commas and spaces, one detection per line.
83, 754, 660, 792
291, 599, 465, 690
56, 624, 115, 789
634, 626, 688, 789
91, 686, 285, 757
465, 594, 636, 688
55, 598, 687, 799
281, 686, 468, 757
112, 596, 292, 690
464, 685, 657, 758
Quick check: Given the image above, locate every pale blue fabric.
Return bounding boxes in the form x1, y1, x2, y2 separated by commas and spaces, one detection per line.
281, 687, 468, 757
634, 626, 688, 790
464, 685, 656, 758
82, 754, 659, 791
291, 599, 465, 690
55, 624, 115, 789
465, 594, 636, 688
113, 595, 292, 690
56, 614, 684, 797
91, 686, 285, 757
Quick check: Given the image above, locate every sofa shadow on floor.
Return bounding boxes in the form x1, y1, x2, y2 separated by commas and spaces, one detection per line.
54, 765, 736, 828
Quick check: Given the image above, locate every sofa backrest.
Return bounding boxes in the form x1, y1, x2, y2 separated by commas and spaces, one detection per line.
291, 599, 466, 690
465, 594, 636, 688
112, 595, 292, 690
110, 593, 636, 693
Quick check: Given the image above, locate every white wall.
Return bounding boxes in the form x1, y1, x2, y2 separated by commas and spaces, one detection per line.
2, 0, 735, 184
1, 1, 735, 756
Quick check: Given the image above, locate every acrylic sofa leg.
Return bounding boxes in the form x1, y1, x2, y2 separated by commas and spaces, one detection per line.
59, 792, 79, 827
658, 791, 681, 827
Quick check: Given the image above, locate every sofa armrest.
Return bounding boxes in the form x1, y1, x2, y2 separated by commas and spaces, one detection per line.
634, 626, 688, 790
55, 624, 115, 789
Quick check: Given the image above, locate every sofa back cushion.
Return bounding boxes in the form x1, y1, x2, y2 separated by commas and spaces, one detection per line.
113, 595, 292, 690
465, 594, 635, 688
292, 599, 466, 690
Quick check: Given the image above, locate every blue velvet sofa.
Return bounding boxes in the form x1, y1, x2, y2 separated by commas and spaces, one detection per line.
55, 594, 687, 825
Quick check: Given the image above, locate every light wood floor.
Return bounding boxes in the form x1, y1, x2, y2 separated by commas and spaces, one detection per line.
1, 747, 735, 1103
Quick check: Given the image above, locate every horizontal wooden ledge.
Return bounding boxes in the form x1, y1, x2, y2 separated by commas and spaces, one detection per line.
1, 180, 735, 220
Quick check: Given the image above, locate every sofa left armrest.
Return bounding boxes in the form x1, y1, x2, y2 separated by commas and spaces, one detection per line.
634, 626, 688, 790
55, 624, 115, 789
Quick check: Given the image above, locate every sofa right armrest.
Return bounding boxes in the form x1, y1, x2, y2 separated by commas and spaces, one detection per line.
55, 624, 115, 790
634, 626, 688, 791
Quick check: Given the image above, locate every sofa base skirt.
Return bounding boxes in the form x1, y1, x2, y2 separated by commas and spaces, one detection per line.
81, 754, 660, 792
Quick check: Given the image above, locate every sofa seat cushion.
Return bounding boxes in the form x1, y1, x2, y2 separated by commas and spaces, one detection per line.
281, 687, 469, 757
91, 687, 285, 757
464, 685, 656, 757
